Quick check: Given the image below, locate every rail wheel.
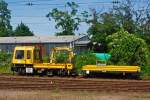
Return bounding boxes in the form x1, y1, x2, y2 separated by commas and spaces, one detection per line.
59, 69, 68, 76
18, 67, 26, 75
132, 73, 141, 80
46, 70, 53, 77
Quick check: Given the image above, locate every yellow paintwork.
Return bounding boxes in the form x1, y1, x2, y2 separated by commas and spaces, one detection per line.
34, 63, 73, 70
12, 46, 73, 70
12, 46, 34, 65
13, 46, 140, 74
82, 65, 141, 73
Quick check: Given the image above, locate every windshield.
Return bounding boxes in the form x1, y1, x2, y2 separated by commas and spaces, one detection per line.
15, 50, 24, 59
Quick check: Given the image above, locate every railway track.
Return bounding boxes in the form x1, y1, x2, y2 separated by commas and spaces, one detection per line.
0, 75, 150, 92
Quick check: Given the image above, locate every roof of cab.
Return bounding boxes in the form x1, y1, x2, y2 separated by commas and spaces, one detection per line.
15, 46, 35, 50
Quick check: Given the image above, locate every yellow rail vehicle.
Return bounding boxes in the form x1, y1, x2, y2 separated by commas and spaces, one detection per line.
82, 65, 141, 74
82, 60, 141, 77
12, 46, 141, 78
12, 46, 74, 76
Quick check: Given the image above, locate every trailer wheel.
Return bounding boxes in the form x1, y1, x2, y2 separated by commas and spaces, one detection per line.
81, 70, 90, 77
59, 69, 68, 76
132, 73, 141, 80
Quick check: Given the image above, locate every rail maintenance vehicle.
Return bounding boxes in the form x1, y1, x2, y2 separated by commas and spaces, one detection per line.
11, 46, 141, 77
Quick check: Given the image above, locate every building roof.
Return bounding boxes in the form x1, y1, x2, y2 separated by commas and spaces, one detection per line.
75, 41, 90, 45
0, 35, 87, 44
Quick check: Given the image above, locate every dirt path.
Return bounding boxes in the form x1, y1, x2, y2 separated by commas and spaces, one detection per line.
0, 90, 149, 100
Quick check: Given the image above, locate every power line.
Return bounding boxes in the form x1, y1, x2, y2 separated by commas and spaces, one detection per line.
8, 0, 148, 8
7, 0, 149, 5
12, 16, 46, 18
11, 22, 50, 25
8, 1, 115, 6
7, 0, 27, 4
7, 0, 54, 4
7, 2, 115, 9
11, 14, 85, 18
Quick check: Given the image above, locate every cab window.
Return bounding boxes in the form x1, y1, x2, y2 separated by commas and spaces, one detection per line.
15, 50, 24, 59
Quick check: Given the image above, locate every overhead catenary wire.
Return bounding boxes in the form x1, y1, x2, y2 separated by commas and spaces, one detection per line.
11, 22, 50, 25
7, 0, 148, 10
7, 0, 149, 5
9, 0, 150, 18
7, 1, 116, 10
7, 0, 150, 27
8, 1, 117, 6
12, 16, 46, 18
7, 0, 54, 4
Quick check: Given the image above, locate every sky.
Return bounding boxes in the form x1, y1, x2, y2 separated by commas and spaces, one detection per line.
4, 0, 147, 36
4, 0, 115, 36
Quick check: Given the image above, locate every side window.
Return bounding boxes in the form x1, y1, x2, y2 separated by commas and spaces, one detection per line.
27, 50, 31, 59
15, 50, 24, 59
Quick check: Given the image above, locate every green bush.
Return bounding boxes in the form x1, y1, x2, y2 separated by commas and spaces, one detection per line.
0, 52, 12, 66
141, 54, 150, 76
55, 53, 69, 63
42, 56, 50, 63
142, 65, 150, 76
0, 51, 12, 74
74, 50, 98, 74
107, 29, 149, 67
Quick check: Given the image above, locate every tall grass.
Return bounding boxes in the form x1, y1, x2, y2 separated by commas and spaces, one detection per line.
0, 51, 12, 74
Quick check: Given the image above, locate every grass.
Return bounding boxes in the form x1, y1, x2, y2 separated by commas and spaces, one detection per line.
134, 93, 150, 99
0, 65, 13, 74
141, 94, 150, 98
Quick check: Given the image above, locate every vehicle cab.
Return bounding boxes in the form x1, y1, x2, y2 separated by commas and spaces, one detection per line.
12, 46, 34, 65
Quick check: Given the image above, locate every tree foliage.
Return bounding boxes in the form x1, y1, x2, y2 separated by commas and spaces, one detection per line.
55, 53, 69, 63
82, 9, 120, 52
0, 51, 12, 66
83, 0, 150, 52
0, 0, 12, 37
112, 0, 136, 34
46, 2, 81, 35
13, 22, 34, 36
0, 51, 12, 74
107, 29, 149, 66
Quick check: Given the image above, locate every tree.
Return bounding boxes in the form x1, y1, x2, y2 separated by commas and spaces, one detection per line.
83, 0, 150, 52
113, 0, 150, 50
106, 29, 149, 66
113, 0, 136, 34
82, 9, 120, 52
0, 0, 12, 37
46, 2, 81, 35
13, 22, 34, 36
135, 1, 150, 49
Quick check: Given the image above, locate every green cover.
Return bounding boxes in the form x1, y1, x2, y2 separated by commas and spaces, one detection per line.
94, 53, 111, 61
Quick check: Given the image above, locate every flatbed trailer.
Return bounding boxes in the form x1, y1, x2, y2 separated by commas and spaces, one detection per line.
82, 65, 141, 74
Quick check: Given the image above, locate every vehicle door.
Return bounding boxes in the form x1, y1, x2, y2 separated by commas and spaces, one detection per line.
25, 49, 33, 64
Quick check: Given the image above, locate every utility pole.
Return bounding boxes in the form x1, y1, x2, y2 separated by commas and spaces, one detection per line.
26, 0, 33, 6
112, 0, 120, 9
